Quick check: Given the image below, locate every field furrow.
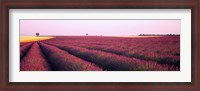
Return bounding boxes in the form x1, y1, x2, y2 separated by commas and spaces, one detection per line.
46, 43, 178, 71
20, 43, 33, 60
73, 44, 180, 67
20, 42, 51, 71
39, 42, 102, 71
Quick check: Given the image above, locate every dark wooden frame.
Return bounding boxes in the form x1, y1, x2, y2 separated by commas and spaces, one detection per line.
0, 0, 199, 91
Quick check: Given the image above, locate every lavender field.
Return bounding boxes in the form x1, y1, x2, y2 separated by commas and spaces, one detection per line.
20, 36, 180, 71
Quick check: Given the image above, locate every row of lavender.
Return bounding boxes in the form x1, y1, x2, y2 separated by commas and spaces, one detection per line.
20, 42, 102, 71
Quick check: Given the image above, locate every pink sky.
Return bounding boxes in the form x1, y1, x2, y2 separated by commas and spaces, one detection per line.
20, 20, 180, 36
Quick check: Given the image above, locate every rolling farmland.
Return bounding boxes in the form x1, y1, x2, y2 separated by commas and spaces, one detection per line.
20, 36, 180, 71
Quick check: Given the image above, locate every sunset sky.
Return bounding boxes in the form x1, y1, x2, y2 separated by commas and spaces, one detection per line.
20, 20, 180, 36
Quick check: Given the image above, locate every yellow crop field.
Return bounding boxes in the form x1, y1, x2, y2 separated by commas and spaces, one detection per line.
20, 36, 54, 43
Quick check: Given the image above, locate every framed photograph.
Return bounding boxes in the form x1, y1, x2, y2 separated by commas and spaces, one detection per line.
1, 0, 199, 91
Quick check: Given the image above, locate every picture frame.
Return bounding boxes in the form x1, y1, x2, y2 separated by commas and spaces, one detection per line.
0, 0, 199, 91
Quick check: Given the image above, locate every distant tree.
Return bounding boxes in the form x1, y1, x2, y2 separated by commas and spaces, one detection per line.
86, 33, 88, 36
139, 34, 144, 36
36, 33, 39, 36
